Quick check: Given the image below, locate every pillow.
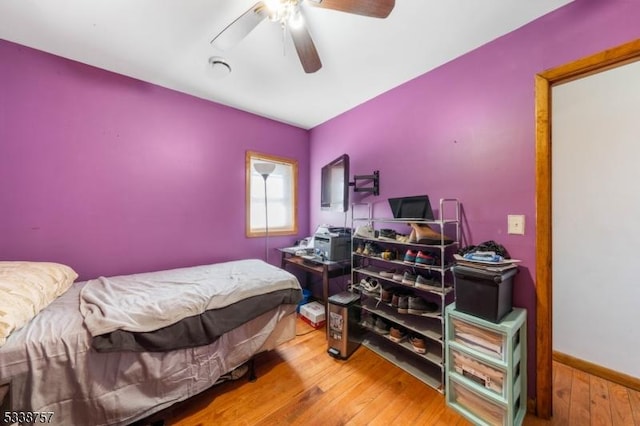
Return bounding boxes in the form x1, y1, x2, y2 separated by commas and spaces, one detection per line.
0, 261, 78, 347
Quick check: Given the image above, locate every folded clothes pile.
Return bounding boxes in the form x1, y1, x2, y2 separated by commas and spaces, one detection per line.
462, 251, 504, 263
458, 240, 510, 261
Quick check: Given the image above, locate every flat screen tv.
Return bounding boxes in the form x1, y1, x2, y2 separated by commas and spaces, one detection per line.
321, 154, 350, 212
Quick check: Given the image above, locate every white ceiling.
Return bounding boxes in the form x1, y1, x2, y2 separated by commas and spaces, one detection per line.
0, 0, 572, 129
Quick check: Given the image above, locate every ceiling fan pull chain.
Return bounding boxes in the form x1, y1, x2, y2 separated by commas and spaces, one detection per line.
282, 21, 287, 57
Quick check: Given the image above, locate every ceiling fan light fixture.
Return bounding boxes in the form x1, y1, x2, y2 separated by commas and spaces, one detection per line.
264, 0, 302, 24
209, 57, 231, 79
288, 9, 304, 29
264, 0, 285, 19
210, 0, 395, 74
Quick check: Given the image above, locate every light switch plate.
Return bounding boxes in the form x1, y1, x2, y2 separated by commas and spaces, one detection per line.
508, 215, 525, 235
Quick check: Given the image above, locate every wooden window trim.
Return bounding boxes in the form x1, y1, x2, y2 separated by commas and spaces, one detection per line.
245, 151, 299, 237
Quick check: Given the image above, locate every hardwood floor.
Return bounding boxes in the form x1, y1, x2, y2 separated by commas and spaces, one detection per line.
526, 361, 640, 426
165, 319, 640, 425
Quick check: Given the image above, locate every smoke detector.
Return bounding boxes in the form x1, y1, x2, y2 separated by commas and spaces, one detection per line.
209, 57, 231, 79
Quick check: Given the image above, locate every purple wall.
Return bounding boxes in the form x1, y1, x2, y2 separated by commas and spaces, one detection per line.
0, 40, 310, 280
310, 0, 640, 397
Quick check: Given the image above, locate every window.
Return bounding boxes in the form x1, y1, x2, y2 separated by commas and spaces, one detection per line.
246, 151, 298, 237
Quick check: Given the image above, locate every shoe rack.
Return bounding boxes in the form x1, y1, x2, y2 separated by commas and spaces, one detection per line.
445, 303, 527, 426
350, 198, 460, 393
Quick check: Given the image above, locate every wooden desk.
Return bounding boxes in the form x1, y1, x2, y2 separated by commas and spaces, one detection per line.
278, 249, 351, 305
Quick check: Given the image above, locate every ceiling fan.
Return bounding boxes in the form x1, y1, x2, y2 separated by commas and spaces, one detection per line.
210, 0, 395, 73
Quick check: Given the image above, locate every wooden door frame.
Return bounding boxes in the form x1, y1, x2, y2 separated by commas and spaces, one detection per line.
535, 38, 640, 418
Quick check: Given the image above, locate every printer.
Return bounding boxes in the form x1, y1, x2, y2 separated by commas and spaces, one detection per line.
313, 226, 352, 261
313, 225, 351, 262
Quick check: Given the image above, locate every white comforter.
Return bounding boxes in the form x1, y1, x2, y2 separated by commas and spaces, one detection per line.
80, 259, 301, 336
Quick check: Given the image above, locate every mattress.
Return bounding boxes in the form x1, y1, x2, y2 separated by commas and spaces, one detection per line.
81, 259, 303, 337
0, 278, 299, 425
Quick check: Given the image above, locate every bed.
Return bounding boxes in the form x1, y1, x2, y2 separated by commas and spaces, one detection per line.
0, 259, 302, 426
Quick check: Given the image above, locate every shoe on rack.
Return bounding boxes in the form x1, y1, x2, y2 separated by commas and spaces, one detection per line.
355, 225, 375, 239
381, 249, 395, 260
415, 275, 439, 290
401, 272, 417, 286
389, 326, 407, 343
415, 251, 436, 266
403, 250, 417, 264
391, 293, 400, 309
395, 233, 410, 243
360, 277, 381, 296
392, 271, 405, 282
397, 295, 409, 314
361, 311, 375, 329
409, 335, 427, 354
380, 287, 393, 303
379, 268, 397, 278
378, 229, 397, 241
408, 296, 439, 315
363, 243, 380, 257
356, 244, 364, 254
359, 276, 373, 286
374, 318, 390, 334
409, 223, 453, 245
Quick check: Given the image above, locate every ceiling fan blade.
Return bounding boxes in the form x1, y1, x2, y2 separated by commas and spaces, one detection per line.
289, 24, 322, 74
211, 2, 269, 50
306, 0, 395, 18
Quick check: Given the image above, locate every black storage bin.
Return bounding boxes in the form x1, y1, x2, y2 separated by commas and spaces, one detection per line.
453, 265, 518, 323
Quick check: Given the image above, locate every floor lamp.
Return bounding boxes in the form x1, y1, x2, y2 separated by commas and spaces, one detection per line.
254, 162, 276, 263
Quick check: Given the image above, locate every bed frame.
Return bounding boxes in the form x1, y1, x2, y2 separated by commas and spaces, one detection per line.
0, 260, 300, 426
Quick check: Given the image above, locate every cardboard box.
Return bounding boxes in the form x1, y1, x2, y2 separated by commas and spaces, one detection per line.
299, 301, 326, 329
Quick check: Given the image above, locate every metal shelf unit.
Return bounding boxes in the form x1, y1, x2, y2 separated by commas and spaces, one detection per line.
351, 198, 460, 393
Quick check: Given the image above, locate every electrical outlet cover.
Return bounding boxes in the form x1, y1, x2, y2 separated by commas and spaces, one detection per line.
508, 215, 525, 235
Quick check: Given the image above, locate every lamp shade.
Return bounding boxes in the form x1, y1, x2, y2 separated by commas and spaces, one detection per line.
254, 162, 276, 176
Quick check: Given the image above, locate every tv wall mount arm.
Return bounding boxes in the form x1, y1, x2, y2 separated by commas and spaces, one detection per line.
350, 170, 379, 196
